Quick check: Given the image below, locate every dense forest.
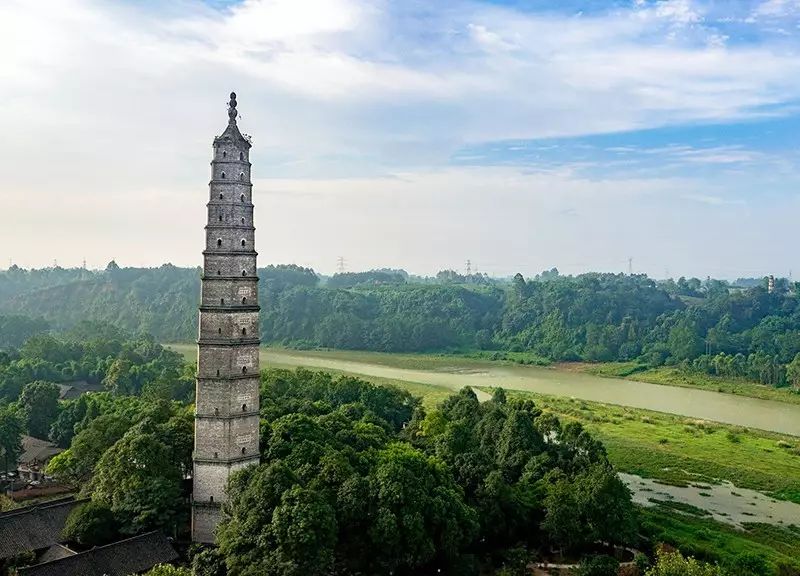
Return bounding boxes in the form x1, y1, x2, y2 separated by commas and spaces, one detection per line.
3, 264, 800, 387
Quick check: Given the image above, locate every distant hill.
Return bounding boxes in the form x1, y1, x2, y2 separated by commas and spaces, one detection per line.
4, 264, 800, 389
1, 264, 198, 342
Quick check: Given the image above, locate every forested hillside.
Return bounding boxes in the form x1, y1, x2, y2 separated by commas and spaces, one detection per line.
3, 264, 800, 387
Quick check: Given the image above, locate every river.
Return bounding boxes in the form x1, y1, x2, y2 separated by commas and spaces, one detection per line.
259, 350, 800, 437
622, 473, 800, 528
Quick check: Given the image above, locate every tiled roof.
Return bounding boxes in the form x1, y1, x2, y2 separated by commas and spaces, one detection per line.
0, 497, 85, 559
57, 381, 104, 400
18, 531, 179, 576
18, 436, 63, 466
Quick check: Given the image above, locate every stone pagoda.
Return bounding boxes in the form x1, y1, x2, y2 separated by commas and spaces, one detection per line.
192, 92, 261, 543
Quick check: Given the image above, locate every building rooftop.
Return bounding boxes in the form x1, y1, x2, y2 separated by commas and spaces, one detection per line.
0, 497, 86, 560
18, 531, 179, 576
18, 436, 63, 467
57, 380, 104, 400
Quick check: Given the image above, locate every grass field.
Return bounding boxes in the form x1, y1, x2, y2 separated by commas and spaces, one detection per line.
492, 388, 800, 504
639, 506, 800, 571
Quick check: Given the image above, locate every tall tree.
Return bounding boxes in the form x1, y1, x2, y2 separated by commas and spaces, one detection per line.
18, 380, 60, 438
92, 426, 183, 534
0, 407, 23, 471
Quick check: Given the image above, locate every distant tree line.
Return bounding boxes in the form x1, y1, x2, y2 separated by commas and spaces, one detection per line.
4, 264, 800, 387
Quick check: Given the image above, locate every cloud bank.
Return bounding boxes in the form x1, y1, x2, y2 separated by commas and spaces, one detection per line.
1, 0, 799, 277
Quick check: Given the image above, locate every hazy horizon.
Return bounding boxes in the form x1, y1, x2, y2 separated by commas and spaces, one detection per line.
3, 0, 800, 279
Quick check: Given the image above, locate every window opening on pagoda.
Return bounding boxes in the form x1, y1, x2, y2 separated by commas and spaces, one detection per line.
217, 238, 222, 247
221, 171, 226, 179
218, 214, 222, 222
213, 452, 218, 459
242, 327, 247, 336
223, 151, 227, 158
242, 404, 247, 412
241, 217, 245, 224
239, 173, 244, 181
220, 298, 225, 305
240, 194, 245, 202
241, 239, 246, 247
239, 152, 244, 160
242, 269, 247, 277
216, 369, 220, 376
242, 366, 247, 374
210, 496, 214, 503
242, 297, 247, 304
214, 407, 219, 416
241, 447, 246, 455
219, 193, 223, 200
217, 327, 221, 334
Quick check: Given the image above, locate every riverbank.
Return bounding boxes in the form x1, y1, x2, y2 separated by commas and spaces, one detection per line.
168, 344, 800, 435
560, 361, 800, 406
639, 505, 800, 571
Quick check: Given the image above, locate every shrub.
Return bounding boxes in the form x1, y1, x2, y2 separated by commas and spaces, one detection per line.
61, 501, 119, 548
726, 552, 772, 576
576, 555, 621, 576
725, 430, 741, 443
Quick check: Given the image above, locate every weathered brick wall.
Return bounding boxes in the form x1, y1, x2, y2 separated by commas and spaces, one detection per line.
194, 377, 259, 417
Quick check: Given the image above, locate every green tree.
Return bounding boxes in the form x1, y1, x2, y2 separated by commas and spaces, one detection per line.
576, 555, 620, 576
726, 552, 771, 576
47, 412, 132, 484
92, 427, 183, 534
61, 501, 119, 547
646, 548, 727, 576
190, 545, 227, 576
542, 471, 586, 552
367, 442, 478, 572
786, 353, 800, 389
140, 566, 191, 576
0, 407, 23, 471
18, 380, 60, 438
269, 486, 337, 576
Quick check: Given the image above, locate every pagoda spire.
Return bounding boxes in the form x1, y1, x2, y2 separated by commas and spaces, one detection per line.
216, 91, 251, 149
228, 92, 238, 124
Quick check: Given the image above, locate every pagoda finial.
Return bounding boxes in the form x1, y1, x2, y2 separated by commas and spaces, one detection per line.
228, 92, 237, 123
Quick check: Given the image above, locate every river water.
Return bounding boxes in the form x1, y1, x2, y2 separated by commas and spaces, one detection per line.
261, 350, 800, 437
621, 473, 800, 528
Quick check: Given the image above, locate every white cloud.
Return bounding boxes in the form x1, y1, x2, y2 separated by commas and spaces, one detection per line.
467, 23, 517, 52
682, 193, 746, 205
752, 0, 800, 18
1, 0, 800, 276
653, 0, 703, 25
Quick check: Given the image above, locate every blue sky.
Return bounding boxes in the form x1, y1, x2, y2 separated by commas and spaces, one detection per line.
1, 0, 800, 278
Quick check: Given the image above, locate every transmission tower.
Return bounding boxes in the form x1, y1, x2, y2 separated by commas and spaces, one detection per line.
466, 259, 472, 276
336, 256, 346, 274
627, 257, 633, 276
